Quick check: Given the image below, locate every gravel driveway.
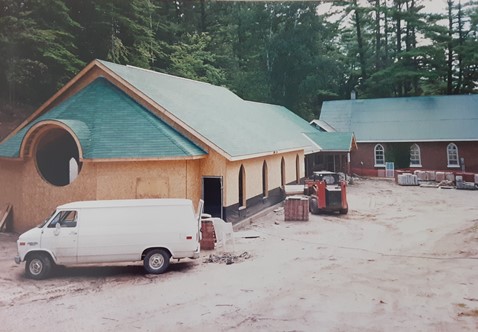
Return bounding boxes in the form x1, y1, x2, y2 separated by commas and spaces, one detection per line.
0, 178, 477, 331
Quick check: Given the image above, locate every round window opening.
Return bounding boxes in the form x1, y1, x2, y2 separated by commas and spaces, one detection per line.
35, 128, 82, 187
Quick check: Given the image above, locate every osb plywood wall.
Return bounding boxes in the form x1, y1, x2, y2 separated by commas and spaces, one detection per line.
0, 158, 203, 233
0, 160, 23, 229
95, 160, 201, 203
1, 148, 304, 232
0, 158, 98, 232
199, 148, 227, 177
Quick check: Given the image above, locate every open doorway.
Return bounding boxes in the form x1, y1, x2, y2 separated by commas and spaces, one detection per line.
202, 176, 223, 219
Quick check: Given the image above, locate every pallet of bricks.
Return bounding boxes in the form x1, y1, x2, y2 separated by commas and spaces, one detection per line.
284, 196, 309, 221
435, 171, 455, 183
456, 175, 478, 190
397, 173, 418, 186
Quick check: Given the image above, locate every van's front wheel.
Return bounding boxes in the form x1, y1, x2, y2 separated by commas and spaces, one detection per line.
144, 249, 170, 274
25, 253, 52, 280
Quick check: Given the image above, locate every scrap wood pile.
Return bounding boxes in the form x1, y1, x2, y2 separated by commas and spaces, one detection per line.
204, 252, 252, 265
437, 180, 455, 188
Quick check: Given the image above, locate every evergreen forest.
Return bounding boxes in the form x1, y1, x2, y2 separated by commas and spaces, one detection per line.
1, 0, 477, 120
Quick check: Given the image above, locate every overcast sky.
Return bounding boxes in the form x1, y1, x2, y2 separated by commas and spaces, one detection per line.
423, 0, 448, 14
316, 0, 454, 26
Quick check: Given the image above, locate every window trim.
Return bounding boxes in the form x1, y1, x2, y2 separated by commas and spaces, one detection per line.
409, 143, 422, 168
374, 144, 385, 167
446, 143, 460, 168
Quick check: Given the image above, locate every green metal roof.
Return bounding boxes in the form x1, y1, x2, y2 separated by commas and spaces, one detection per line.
0, 78, 206, 159
320, 95, 478, 142
100, 60, 315, 158
304, 132, 355, 152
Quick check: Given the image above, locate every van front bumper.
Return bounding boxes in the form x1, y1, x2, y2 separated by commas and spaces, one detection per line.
14, 256, 21, 264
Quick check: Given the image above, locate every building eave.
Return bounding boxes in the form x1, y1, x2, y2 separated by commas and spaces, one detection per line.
357, 138, 478, 143
81, 155, 207, 163
228, 146, 307, 162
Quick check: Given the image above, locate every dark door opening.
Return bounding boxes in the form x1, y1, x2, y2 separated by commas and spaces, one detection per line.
202, 177, 223, 219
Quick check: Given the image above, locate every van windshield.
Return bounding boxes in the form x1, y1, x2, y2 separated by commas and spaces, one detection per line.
38, 210, 57, 228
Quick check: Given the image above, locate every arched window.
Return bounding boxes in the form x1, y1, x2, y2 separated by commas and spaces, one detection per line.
239, 165, 246, 207
374, 144, 385, 166
281, 157, 286, 187
410, 144, 421, 166
262, 161, 268, 198
295, 154, 300, 184
447, 143, 459, 167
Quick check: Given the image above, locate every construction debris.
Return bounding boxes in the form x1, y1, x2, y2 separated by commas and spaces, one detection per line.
456, 181, 477, 190
0, 204, 12, 232
204, 252, 252, 265
437, 180, 454, 188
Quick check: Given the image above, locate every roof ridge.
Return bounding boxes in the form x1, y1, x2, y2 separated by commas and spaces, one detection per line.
125, 64, 217, 88
324, 93, 478, 103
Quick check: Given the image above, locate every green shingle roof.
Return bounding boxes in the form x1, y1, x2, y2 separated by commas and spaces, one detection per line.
99, 60, 314, 158
0, 78, 206, 159
1, 60, 355, 160
321, 95, 478, 142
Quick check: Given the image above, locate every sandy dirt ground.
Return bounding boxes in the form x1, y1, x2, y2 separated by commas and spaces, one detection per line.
0, 178, 477, 332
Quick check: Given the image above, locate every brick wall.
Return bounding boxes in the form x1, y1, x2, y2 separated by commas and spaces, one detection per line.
351, 141, 478, 176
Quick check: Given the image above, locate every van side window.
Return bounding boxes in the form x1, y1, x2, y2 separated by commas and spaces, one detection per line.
48, 211, 78, 228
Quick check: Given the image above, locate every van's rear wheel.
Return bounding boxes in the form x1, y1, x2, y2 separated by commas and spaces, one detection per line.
144, 249, 170, 274
25, 253, 52, 280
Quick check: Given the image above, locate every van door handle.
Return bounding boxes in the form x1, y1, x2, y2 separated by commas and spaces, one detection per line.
70, 231, 78, 235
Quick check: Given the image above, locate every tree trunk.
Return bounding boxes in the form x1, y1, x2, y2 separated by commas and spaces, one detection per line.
455, 1, 464, 94
354, 0, 368, 81
394, 0, 403, 96
447, 0, 454, 94
200, 0, 206, 33
375, 0, 381, 70
384, 0, 389, 67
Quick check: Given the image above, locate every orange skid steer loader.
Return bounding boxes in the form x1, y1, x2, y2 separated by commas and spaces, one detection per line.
305, 171, 348, 215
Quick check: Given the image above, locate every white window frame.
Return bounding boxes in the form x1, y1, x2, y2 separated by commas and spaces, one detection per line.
447, 143, 460, 168
410, 143, 422, 167
374, 144, 385, 167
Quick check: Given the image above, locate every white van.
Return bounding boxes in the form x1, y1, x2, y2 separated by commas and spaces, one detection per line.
14, 198, 203, 279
